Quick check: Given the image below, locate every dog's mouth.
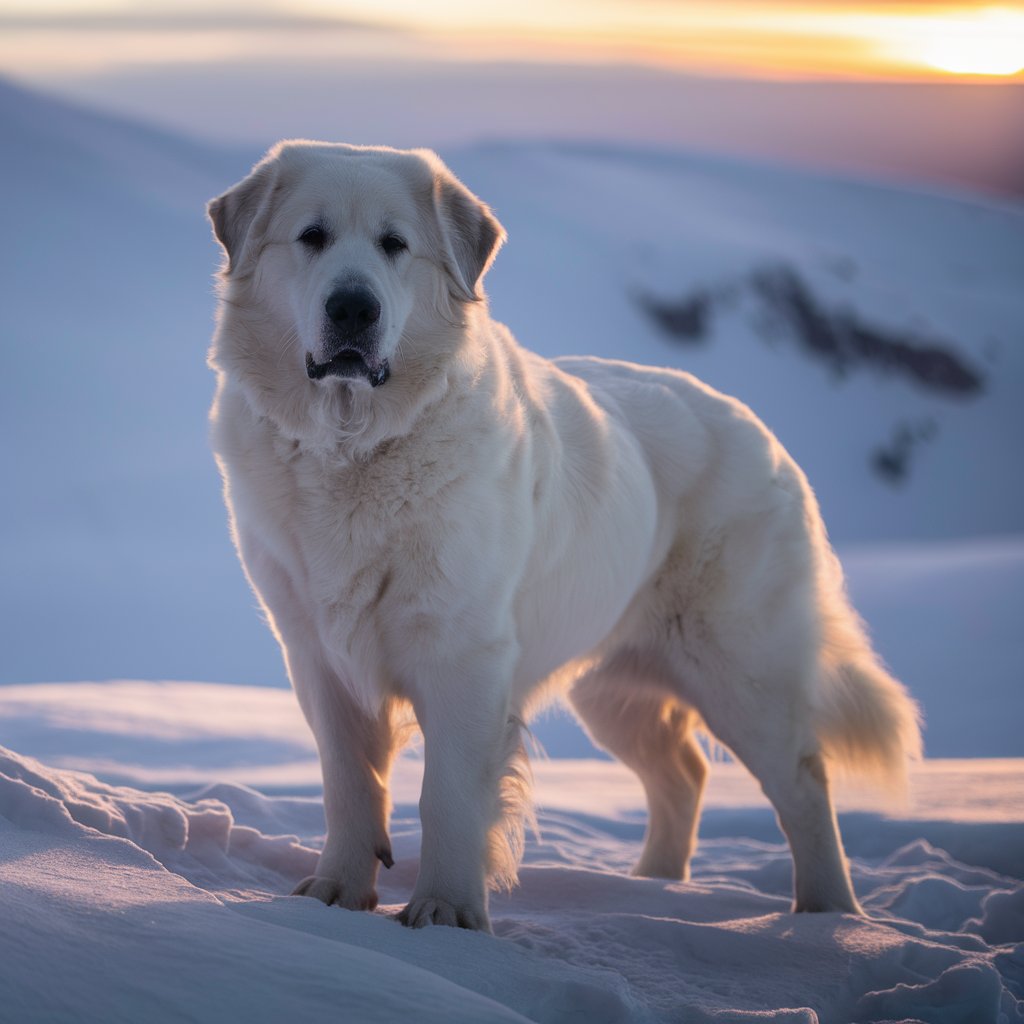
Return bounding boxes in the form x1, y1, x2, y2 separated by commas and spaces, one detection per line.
305, 350, 390, 388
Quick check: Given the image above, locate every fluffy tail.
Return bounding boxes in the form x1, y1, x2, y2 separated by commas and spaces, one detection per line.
810, 542, 923, 797
817, 656, 923, 792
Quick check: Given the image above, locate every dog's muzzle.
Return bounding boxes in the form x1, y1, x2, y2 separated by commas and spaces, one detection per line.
307, 284, 391, 387
305, 350, 391, 387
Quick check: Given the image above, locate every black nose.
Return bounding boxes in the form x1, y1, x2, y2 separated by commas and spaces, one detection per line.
325, 286, 381, 333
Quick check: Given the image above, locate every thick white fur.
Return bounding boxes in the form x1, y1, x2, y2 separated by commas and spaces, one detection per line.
207, 142, 922, 931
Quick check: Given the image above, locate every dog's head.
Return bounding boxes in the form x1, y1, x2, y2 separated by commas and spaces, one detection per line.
208, 142, 504, 441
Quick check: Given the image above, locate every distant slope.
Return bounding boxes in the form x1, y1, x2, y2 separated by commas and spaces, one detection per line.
0, 78, 278, 687
36, 60, 1024, 197
1, 79, 1022, 744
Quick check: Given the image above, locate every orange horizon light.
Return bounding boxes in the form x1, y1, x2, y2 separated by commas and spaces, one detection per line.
0, 2, 1020, 82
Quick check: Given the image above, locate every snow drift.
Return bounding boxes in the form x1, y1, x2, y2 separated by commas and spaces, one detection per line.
1, 728, 1021, 1023
1, 683, 1022, 1022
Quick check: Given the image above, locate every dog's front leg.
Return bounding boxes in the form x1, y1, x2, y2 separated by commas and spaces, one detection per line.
239, 539, 397, 911
289, 657, 397, 911
400, 672, 517, 933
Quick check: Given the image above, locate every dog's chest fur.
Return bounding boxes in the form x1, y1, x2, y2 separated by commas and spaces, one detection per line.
213, 382, 518, 691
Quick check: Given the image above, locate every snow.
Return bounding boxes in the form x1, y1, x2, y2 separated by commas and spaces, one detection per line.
841, 538, 1024, 758
1, 691, 1022, 1023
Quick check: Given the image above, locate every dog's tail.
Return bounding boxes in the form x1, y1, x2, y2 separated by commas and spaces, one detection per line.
816, 656, 923, 794
813, 571, 923, 796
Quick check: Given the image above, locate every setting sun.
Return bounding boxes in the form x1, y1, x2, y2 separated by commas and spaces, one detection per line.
907, 8, 1024, 75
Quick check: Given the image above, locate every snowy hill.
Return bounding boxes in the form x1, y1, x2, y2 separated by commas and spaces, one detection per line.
0, 77, 1022, 756
0, 78, 278, 687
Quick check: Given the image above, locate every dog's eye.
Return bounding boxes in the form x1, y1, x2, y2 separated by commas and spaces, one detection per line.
380, 234, 407, 258
298, 225, 327, 251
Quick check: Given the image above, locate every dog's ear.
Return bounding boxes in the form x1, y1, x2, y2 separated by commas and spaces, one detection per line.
207, 157, 280, 276
430, 164, 505, 302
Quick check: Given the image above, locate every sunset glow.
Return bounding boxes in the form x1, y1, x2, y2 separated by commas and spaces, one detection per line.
0, 1, 1021, 81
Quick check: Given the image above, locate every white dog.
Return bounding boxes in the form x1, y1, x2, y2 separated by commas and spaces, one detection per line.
207, 142, 921, 932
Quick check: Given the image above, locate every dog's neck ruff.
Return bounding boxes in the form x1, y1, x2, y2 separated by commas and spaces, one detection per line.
220, 333, 482, 465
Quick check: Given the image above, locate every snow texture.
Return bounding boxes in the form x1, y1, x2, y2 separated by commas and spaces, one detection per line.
1, 687, 1022, 1023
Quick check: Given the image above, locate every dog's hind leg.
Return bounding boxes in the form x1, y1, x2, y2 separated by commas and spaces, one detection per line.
570, 666, 708, 881
686, 669, 861, 915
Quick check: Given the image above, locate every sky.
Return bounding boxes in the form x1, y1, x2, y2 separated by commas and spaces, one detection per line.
0, 3, 1020, 196
0, 0, 1022, 81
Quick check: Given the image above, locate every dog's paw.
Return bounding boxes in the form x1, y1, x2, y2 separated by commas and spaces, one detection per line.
397, 896, 490, 932
291, 876, 378, 911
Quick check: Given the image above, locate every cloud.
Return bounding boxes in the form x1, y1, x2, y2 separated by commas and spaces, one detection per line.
0, 11, 408, 34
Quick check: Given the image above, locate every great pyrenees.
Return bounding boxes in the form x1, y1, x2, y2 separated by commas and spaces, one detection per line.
207, 142, 921, 932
